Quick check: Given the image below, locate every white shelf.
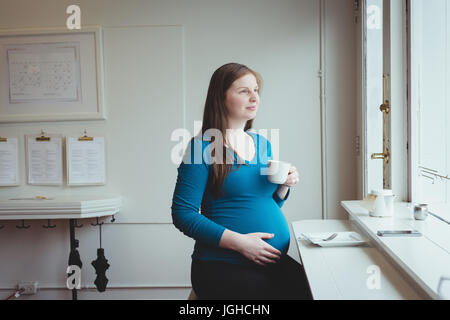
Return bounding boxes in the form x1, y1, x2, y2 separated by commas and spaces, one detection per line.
0, 195, 122, 220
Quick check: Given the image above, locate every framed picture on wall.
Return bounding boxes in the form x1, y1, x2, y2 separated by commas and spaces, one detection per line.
0, 26, 105, 123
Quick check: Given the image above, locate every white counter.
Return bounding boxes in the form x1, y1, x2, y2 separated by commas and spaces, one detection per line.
292, 219, 423, 300
341, 201, 450, 299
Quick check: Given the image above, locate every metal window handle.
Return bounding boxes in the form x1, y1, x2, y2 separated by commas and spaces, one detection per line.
380, 100, 390, 114
371, 148, 390, 163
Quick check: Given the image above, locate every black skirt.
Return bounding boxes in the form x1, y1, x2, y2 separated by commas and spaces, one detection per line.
191, 254, 313, 300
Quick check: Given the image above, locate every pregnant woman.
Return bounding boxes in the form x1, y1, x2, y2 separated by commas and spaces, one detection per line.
171, 63, 312, 300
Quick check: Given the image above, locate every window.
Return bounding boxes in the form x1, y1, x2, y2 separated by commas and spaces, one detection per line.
365, 0, 384, 194
410, 0, 450, 221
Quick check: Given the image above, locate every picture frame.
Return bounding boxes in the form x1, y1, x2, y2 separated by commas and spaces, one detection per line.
0, 26, 105, 122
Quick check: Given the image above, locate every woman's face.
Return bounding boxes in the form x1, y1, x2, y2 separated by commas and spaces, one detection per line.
224, 73, 259, 123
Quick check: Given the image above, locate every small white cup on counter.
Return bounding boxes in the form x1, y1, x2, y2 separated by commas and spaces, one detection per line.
413, 204, 428, 221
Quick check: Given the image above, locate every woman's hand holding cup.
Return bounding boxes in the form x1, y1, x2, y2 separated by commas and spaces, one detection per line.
267, 160, 299, 187
282, 165, 299, 187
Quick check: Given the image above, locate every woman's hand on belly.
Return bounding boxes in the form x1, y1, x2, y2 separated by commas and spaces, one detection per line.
238, 232, 282, 266
219, 229, 281, 266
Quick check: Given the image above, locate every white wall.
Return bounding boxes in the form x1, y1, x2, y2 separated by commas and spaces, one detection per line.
324, 0, 357, 216
0, 0, 356, 299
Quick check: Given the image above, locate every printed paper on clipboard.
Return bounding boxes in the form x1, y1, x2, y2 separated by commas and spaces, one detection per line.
67, 136, 106, 186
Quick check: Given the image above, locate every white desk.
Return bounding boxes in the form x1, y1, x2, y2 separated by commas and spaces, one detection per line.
292, 219, 423, 300
341, 201, 450, 300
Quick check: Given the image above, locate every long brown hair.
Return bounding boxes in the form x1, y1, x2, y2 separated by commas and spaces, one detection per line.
201, 63, 262, 199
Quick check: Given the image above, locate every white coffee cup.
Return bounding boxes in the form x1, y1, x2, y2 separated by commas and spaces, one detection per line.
267, 160, 291, 184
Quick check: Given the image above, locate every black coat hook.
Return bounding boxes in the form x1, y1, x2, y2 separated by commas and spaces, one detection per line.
110, 215, 116, 223
91, 217, 104, 227
43, 219, 56, 229
16, 220, 31, 229
74, 219, 83, 228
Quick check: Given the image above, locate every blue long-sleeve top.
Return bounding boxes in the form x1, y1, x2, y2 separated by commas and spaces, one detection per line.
171, 130, 291, 265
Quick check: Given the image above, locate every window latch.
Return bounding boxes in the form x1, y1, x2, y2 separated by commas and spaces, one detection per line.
371, 147, 390, 164
380, 100, 390, 114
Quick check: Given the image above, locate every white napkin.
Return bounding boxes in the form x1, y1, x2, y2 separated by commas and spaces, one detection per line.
299, 231, 366, 246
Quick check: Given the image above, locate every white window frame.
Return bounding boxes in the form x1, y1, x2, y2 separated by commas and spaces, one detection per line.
408, 0, 450, 222
357, 0, 408, 201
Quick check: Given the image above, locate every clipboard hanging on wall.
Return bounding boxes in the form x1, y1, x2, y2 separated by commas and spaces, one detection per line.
25, 131, 64, 185
0, 136, 20, 186
67, 130, 106, 186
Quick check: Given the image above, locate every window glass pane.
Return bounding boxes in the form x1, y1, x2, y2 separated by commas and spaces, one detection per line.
411, 0, 450, 218
365, 0, 384, 194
